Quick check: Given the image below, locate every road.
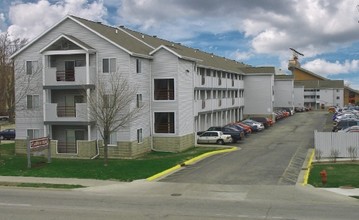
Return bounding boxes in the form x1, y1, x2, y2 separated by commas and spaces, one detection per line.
161, 111, 328, 185
1, 180, 358, 220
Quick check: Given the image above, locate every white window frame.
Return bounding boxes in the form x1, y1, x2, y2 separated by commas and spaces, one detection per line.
27, 129, 40, 140
136, 58, 142, 73
107, 132, 117, 146
136, 94, 142, 108
27, 95, 40, 110
103, 58, 116, 73
137, 128, 143, 143
153, 78, 175, 101
26, 60, 38, 75
154, 111, 176, 134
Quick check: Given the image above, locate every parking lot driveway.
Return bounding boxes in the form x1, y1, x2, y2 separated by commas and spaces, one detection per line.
161, 111, 328, 185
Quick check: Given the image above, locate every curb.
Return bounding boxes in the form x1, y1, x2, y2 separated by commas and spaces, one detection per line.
300, 149, 315, 186
146, 146, 238, 181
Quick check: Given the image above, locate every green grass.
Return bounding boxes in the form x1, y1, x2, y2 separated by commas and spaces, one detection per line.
0, 143, 15, 155
0, 143, 222, 181
308, 163, 359, 188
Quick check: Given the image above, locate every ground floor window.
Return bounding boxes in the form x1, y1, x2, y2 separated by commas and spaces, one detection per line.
154, 112, 175, 133
107, 132, 117, 145
137, 128, 143, 143
27, 129, 40, 139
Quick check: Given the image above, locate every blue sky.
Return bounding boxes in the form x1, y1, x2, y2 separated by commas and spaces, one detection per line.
1, 0, 359, 89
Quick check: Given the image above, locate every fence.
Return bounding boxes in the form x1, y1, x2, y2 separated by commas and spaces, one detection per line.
314, 130, 359, 159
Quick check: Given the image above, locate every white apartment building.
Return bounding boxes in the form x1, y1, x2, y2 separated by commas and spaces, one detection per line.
11, 15, 254, 158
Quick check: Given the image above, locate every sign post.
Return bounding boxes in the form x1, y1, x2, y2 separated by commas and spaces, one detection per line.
27, 136, 51, 169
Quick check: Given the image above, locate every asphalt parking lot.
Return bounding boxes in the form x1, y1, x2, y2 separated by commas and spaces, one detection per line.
161, 111, 328, 185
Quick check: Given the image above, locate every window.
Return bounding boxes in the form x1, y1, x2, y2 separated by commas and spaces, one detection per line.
26, 61, 38, 75
27, 95, 39, 110
154, 79, 174, 100
154, 112, 175, 133
337, 96, 340, 100
103, 94, 114, 108
27, 129, 40, 139
107, 132, 117, 145
103, 58, 116, 73
137, 129, 143, 143
136, 59, 141, 73
136, 94, 142, 108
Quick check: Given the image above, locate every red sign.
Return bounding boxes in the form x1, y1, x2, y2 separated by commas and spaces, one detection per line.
30, 137, 49, 152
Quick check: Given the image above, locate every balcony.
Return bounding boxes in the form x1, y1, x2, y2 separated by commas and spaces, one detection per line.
44, 66, 96, 88
44, 103, 92, 124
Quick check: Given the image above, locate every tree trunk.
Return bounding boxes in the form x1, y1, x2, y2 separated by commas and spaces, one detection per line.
103, 134, 109, 166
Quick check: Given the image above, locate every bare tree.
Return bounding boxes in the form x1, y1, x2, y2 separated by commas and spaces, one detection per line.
87, 73, 144, 166
0, 32, 28, 120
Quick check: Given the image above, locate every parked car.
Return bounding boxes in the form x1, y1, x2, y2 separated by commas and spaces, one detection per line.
338, 125, 359, 133
0, 129, 16, 140
241, 119, 265, 132
197, 131, 232, 145
207, 126, 244, 143
248, 117, 272, 128
332, 119, 359, 132
231, 122, 252, 135
225, 123, 250, 136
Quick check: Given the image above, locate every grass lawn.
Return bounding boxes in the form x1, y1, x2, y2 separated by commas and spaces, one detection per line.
308, 162, 359, 188
0, 143, 222, 181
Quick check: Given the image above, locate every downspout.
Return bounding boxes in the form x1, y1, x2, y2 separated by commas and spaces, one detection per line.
91, 52, 100, 159
91, 139, 100, 159
149, 59, 154, 151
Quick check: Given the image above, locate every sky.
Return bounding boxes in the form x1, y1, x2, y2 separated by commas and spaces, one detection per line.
1, 0, 359, 89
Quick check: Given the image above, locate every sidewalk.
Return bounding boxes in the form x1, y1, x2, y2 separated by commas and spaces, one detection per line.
320, 187, 359, 197
0, 176, 122, 187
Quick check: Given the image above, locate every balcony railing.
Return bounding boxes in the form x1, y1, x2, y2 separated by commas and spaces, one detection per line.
56, 70, 75, 82
57, 105, 76, 117
44, 66, 96, 87
57, 141, 77, 154
154, 90, 174, 100
44, 103, 91, 123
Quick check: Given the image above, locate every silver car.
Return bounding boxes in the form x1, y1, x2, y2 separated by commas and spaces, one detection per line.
197, 131, 232, 145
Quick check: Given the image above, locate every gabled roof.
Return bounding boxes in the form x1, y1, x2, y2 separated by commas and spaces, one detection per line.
240, 67, 276, 75
40, 34, 96, 53
292, 65, 327, 80
294, 80, 344, 89
11, 15, 253, 74
118, 26, 250, 74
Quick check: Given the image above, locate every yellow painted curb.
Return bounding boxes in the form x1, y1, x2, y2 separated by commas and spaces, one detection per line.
302, 149, 315, 186
146, 147, 238, 182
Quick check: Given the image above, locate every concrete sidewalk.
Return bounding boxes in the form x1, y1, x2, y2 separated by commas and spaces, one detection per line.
0, 176, 122, 187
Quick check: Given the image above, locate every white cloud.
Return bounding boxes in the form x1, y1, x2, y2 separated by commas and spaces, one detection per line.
7, 0, 107, 40
116, 0, 359, 59
231, 50, 253, 61
0, 13, 5, 32
302, 59, 359, 76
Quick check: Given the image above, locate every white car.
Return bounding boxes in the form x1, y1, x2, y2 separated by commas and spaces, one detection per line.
197, 131, 232, 145
338, 126, 359, 133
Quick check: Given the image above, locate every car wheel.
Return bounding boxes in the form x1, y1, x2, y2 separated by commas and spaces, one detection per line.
216, 139, 225, 145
